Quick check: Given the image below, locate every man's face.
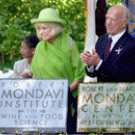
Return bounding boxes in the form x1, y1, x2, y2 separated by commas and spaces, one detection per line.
105, 7, 126, 36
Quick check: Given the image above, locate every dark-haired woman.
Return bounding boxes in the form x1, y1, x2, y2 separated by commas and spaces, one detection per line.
13, 34, 39, 78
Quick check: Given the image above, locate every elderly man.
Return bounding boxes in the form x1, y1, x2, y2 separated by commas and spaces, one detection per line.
81, 4, 135, 82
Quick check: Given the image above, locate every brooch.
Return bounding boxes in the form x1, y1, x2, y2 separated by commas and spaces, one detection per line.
115, 46, 123, 55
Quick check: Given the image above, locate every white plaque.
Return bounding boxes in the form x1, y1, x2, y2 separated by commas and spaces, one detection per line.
0, 79, 68, 133
77, 83, 135, 133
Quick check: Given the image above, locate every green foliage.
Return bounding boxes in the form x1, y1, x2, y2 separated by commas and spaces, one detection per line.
0, 0, 85, 68
0, 21, 30, 68
108, 0, 123, 8
0, 0, 122, 69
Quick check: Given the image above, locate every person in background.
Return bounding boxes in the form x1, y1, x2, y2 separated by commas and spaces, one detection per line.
30, 8, 85, 92
95, 0, 107, 36
81, 4, 135, 82
13, 34, 39, 78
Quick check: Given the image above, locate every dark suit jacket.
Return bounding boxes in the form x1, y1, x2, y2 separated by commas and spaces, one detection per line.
86, 31, 135, 82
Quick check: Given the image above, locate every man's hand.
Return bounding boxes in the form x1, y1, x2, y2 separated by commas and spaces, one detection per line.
80, 51, 94, 67
92, 49, 101, 66
80, 50, 101, 67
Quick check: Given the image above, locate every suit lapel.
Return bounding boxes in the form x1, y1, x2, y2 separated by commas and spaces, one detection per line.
107, 32, 128, 63
97, 34, 109, 60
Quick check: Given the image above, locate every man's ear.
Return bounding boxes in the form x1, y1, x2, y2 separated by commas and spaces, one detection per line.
123, 19, 128, 27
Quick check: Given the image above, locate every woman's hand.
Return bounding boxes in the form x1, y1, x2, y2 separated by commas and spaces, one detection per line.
70, 79, 84, 91
21, 72, 33, 78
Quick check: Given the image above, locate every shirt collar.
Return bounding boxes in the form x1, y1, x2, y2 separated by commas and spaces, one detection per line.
109, 29, 126, 51
109, 29, 126, 44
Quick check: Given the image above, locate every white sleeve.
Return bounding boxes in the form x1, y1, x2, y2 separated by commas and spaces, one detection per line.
13, 62, 21, 78
87, 59, 103, 73
95, 59, 103, 71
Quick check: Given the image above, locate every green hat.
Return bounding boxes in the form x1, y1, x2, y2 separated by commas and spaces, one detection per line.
31, 8, 66, 25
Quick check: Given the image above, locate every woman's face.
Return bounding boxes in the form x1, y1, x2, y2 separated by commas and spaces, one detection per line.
20, 41, 34, 58
38, 26, 52, 41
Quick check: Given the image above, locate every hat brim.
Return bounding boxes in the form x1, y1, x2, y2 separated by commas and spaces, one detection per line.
31, 18, 66, 25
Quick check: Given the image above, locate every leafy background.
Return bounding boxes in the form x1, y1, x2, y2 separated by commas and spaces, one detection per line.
0, 0, 122, 69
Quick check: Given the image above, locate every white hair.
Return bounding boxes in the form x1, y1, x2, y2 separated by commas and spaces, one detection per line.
34, 22, 64, 39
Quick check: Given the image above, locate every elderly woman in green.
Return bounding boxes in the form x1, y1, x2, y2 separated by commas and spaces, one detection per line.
31, 8, 85, 92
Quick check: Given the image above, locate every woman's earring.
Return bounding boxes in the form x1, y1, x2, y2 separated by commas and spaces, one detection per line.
32, 52, 34, 54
